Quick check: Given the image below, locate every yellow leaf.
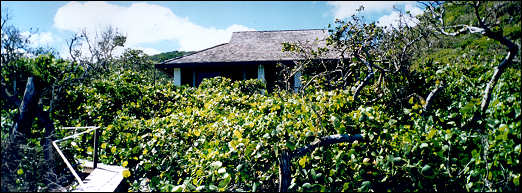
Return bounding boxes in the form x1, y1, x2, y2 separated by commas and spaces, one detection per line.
193, 129, 200, 137
17, 168, 24, 175
427, 129, 437, 139
233, 130, 242, 138
122, 169, 131, 178
101, 143, 107, 149
142, 149, 148, 155
348, 96, 354, 101
111, 146, 117, 153
196, 169, 203, 176
299, 156, 308, 168
122, 161, 128, 167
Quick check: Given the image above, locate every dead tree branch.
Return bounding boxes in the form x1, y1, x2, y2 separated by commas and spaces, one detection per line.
423, 82, 444, 115
353, 53, 375, 100
278, 134, 363, 192
425, 1, 520, 127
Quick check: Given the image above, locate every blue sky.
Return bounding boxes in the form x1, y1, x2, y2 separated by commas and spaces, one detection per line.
1, 1, 424, 58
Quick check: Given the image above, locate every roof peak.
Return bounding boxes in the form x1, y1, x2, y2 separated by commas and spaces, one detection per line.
232, 29, 327, 33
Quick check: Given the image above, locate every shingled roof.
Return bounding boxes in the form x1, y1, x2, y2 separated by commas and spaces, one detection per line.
158, 29, 339, 67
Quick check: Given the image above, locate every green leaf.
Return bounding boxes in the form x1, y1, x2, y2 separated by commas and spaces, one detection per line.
421, 164, 432, 176
461, 102, 474, 114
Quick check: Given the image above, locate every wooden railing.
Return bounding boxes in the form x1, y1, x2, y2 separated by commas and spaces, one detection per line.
52, 126, 100, 186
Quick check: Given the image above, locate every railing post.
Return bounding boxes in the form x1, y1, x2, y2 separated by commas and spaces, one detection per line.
93, 128, 99, 169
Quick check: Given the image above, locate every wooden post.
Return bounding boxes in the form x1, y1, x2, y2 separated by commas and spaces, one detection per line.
192, 70, 196, 87
278, 150, 291, 192
93, 128, 99, 169
173, 68, 181, 86
257, 64, 265, 82
294, 70, 302, 93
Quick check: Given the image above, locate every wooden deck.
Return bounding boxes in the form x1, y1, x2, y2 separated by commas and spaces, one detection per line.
73, 159, 126, 192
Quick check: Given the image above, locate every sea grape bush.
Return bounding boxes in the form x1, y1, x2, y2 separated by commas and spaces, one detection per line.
2, 2, 520, 192
59, 67, 519, 191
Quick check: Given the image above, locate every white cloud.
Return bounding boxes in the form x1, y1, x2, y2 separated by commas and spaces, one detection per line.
405, 4, 423, 17
20, 31, 55, 48
376, 3, 424, 29
327, 1, 425, 29
53, 1, 255, 52
28, 32, 55, 47
327, 1, 412, 20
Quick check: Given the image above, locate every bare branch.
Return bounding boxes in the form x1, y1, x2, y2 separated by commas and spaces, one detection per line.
279, 134, 363, 192
479, 50, 516, 114
353, 52, 375, 100
423, 82, 444, 114
427, 1, 520, 127
292, 134, 363, 158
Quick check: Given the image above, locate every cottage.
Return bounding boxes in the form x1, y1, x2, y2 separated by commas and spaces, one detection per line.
155, 29, 338, 91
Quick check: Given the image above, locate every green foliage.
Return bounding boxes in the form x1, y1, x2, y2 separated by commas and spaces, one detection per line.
2, 1, 520, 192
148, 51, 194, 63
60, 68, 519, 191
1, 54, 85, 192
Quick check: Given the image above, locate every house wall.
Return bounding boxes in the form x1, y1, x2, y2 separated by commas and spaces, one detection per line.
179, 65, 258, 87
163, 61, 304, 92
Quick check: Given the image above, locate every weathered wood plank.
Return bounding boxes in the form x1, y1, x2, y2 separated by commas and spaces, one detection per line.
74, 160, 126, 192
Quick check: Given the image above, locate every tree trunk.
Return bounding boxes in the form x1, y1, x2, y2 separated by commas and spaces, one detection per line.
3, 77, 40, 187
10, 77, 40, 144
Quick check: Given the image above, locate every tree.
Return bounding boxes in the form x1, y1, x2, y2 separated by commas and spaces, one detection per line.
1, 8, 86, 191
280, 6, 387, 94
1, 54, 84, 192
277, 2, 520, 191
421, 1, 520, 127
418, 2, 520, 191
66, 26, 126, 77
280, 5, 435, 110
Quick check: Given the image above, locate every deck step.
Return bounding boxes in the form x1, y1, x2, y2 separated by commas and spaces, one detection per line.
73, 160, 126, 192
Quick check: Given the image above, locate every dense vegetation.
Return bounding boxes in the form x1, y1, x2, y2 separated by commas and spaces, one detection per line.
1, 1, 520, 192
